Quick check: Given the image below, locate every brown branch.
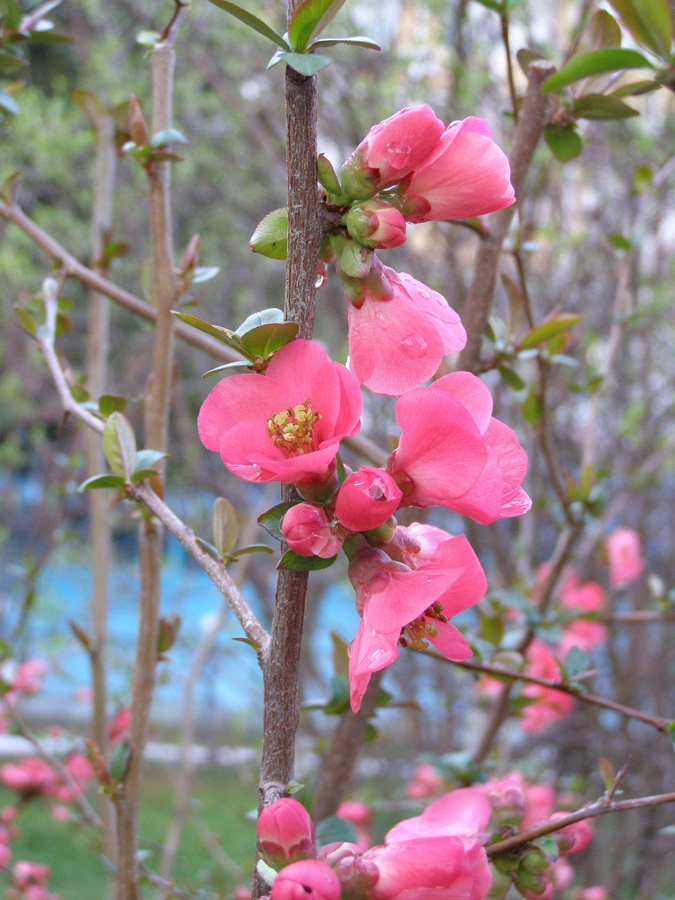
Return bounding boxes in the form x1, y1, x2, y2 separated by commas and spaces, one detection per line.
486, 791, 675, 857
458, 61, 556, 373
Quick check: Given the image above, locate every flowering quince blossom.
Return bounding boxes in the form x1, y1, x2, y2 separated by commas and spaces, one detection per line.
257, 797, 316, 868
387, 372, 531, 523
396, 116, 515, 223
281, 503, 344, 558
605, 526, 645, 588
385, 787, 492, 845
347, 526, 487, 711
347, 259, 467, 396
520, 640, 575, 735
198, 340, 362, 485
271, 860, 342, 900
334, 466, 402, 532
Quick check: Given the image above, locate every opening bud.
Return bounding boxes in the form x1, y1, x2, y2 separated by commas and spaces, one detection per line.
257, 798, 317, 869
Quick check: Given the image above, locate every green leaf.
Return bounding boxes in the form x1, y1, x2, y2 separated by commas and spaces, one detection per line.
77, 473, 125, 492
517, 49, 547, 76
240, 322, 299, 359
256, 859, 278, 887
633, 165, 653, 192
231, 544, 274, 558
235, 307, 285, 336
213, 497, 238, 557
278, 550, 338, 571
289, 0, 347, 51
171, 311, 253, 358
331, 632, 350, 679
317, 154, 341, 195
563, 646, 589, 678
134, 449, 168, 471
607, 0, 672, 56
203, 0, 290, 50
586, 9, 622, 49
519, 313, 584, 350
130, 469, 161, 484
0, 88, 20, 116
611, 79, 660, 96
340, 239, 373, 279
324, 674, 350, 714
522, 388, 541, 424
250, 207, 288, 259
315, 815, 358, 849
257, 501, 297, 542
13, 305, 36, 334
309, 35, 380, 51
608, 232, 632, 253
103, 412, 137, 481
573, 93, 638, 119
280, 51, 332, 76
98, 394, 127, 417
544, 126, 583, 161
498, 366, 526, 391
150, 128, 188, 147
202, 361, 252, 379
136, 29, 160, 48
471, 0, 503, 11
0, 50, 24, 74
542, 49, 654, 93
599, 757, 616, 790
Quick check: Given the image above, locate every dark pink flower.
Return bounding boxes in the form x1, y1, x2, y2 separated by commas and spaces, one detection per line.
281, 504, 344, 558
334, 466, 402, 532
388, 372, 531, 523
397, 117, 515, 223
606, 527, 645, 588
347, 529, 486, 711
385, 787, 491, 844
257, 798, 316, 869
271, 860, 341, 900
347, 261, 466, 396
339, 105, 445, 201
198, 340, 362, 485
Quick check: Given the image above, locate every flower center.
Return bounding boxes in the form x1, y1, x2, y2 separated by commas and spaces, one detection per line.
399, 601, 449, 650
267, 399, 320, 456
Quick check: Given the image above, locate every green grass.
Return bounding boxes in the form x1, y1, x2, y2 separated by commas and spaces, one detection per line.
0, 762, 258, 899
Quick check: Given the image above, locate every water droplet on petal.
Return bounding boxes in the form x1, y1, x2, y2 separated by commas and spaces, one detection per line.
401, 334, 428, 359
385, 141, 413, 169
374, 310, 388, 326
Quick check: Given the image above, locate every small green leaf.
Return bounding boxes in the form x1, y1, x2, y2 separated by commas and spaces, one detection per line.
240, 322, 299, 359
340, 239, 373, 279
171, 312, 253, 359
258, 501, 297, 542
69, 619, 92, 651
130, 469, 161, 484
134, 449, 167, 471
204, 0, 290, 50
324, 674, 350, 714
471, 0, 503, 11
195, 537, 221, 559
278, 550, 338, 571
231, 544, 274, 558
608, 232, 632, 253
289, 0, 347, 51
308, 35, 381, 52
317, 154, 341, 195
250, 207, 288, 259
599, 757, 616, 790
544, 126, 583, 162
519, 314, 584, 350
633, 165, 653, 192
202, 361, 252, 379
99, 394, 127, 417
498, 366, 526, 391
0, 50, 24, 74
315, 815, 358, 849
150, 128, 188, 147
563, 646, 589, 678
77, 474, 126, 492
136, 29, 160, 48
213, 497, 238, 557
235, 308, 285, 336
0, 89, 20, 116
280, 51, 332, 76
192, 266, 220, 284
611, 79, 660, 97
103, 412, 137, 481
331, 632, 350, 679
287, 779, 304, 795
542, 49, 654, 93
586, 9, 622, 49
573, 93, 638, 119
13, 305, 36, 334
607, 0, 672, 56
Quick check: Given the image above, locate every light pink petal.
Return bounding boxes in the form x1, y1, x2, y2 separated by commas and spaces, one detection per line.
484, 418, 531, 516
385, 789, 492, 843
433, 536, 488, 615
361, 105, 445, 186
312, 361, 362, 440
265, 339, 332, 400
363, 565, 465, 632
445, 444, 504, 525
198, 375, 284, 452
432, 372, 493, 435
428, 622, 472, 660
349, 620, 400, 678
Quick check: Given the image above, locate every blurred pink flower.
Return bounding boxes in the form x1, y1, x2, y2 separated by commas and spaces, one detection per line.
108, 708, 130, 747
547, 813, 593, 855
479, 773, 527, 827
336, 801, 372, 850
281, 503, 344, 558
522, 782, 556, 829
388, 372, 531, 523
520, 641, 575, 735
606, 527, 645, 588
404, 763, 443, 800
347, 529, 486, 712
199, 340, 362, 485
572, 888, 609, 900
557, 619, 607, 657
11, 660, 46, 695
339, 105, 445, 200
334, 466, 402, 533
0, 759, 58, 799
347, 261, 466, 396
397, 116, 515, 223
271, 859, 341, 900
560, 573, 606, 613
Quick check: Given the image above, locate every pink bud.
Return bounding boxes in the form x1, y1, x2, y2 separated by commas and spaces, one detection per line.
335, 467, 402, 533
548, 814, 593, 855
484, 775, 526, 826
345, 201, 407, 250
271, 860, 341, 900
257, 798, 317, 868
281, 504, 344, 559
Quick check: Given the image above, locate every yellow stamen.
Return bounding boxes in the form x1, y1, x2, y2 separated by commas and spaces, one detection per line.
267, 399, 321, 456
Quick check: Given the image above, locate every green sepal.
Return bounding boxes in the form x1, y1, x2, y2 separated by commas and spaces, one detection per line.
340, 238, 374, 279
317, 154, 341, 195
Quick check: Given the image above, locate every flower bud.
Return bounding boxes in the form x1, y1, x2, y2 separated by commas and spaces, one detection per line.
485, 775, 526, 827
548, 814, 593, 855
335, 467, 402, 533
257, 798, 317, 868
281, 504, 344, 559
345, 201, 407, 250
271, 860, 341, 900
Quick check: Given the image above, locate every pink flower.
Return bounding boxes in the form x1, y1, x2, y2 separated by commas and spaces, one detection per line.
0, 759, 58, 799
520, 640, 575, 735
345, 200, 407, 250
404, 763, 443, 800
347, 529, 486, 711
547, 813, 593, 855
198, 340, 362, 485
388, 372, 531, 523
336, 801, 372, 850
479, 774, 527, 827
339, 105, 445, 201
271, 860, 341, 900
347, 260, 466, 396
560, 572, 606, 613
397, 117, 515, 223
12, 861, 51, 889
557, 619, 607, 657
334, 466, 402, 533
606, 527, 645, 588
257, 798, 317, 869
11, 660, 46, 695
385, 787, 492, 844
281, 504, 344, 558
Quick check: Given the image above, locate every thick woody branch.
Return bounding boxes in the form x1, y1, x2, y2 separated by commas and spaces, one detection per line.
458, 61, 556, 372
